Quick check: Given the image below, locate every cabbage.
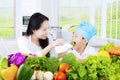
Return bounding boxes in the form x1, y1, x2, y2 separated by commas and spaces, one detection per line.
8, 52, 27, 67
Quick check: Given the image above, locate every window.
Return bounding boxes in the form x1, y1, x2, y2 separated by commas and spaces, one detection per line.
106, 0, 120, 39
59, 0, 90, 26
0, 0, 14, 38
95, 0, 120, 39
59, 0, 120, 40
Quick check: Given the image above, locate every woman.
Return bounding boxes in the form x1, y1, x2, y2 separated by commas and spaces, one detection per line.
17, 13, 64, 57
58, 22, 97, 61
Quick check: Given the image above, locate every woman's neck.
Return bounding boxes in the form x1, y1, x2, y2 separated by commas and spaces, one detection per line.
31, 35, 40, 46
74, 44, 86, 55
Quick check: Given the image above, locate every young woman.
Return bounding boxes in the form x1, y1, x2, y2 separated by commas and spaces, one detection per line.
17, 13, 64, 57
58, 22, 97, 61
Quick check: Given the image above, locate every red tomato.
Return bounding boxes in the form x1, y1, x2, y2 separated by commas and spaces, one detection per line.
59, 63, 70, 73
54, 71, 66, 80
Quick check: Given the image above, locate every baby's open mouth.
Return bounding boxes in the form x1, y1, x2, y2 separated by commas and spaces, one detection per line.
70, 41, 76, 46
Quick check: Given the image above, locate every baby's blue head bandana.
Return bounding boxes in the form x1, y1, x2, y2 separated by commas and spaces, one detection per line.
75, 22, 96, 42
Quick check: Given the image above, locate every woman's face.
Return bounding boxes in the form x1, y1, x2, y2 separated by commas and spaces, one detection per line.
33, 20, 49, 39
72, 32, 87, 46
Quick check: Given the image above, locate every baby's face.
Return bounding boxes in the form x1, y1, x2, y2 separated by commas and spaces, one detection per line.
72, 32, 83, 45
72, 32, 87, 50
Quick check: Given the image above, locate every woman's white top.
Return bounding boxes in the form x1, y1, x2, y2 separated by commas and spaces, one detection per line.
68, 46, 97, 59
17, 35, 55, 57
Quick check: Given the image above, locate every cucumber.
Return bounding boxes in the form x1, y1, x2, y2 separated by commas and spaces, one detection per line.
16, 64, 34, 80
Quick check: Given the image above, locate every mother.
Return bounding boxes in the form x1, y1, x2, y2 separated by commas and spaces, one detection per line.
17, 13, 64, 57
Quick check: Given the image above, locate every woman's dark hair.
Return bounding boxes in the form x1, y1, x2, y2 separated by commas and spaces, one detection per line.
26, 12, 50, 57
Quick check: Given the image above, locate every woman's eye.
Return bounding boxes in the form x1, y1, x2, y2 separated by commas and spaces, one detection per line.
42, 28, 47, 31
43, 29, 46, 31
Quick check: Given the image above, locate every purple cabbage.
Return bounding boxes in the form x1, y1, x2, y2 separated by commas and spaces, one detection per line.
8, 52, 27, 67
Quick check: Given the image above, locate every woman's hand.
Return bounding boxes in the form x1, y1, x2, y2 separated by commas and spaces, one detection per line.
52, 39, 65, 47
41, 39, 64, 56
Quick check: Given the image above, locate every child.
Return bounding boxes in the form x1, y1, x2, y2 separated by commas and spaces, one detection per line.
58, 22, 97, 61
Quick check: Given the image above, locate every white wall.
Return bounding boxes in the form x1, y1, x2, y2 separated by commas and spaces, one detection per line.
41, 0, 59, 26
15, 0, 41, 38
15, 0, 59, 38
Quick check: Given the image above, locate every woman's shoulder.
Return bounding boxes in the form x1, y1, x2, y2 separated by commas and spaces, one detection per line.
17, 36, 30, 43
18, 36, 28, 40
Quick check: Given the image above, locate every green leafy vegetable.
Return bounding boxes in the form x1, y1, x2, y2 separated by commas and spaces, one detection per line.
62, 53, 77, 66
70, 41, 75, 46
25, 56, 47, 70
44, 57, 60, 73
66, 54, 120, 80
25, 56, 60, 73
99, 42, 115, 52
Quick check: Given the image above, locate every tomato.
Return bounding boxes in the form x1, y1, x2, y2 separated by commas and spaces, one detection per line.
59, 63, 70, 73
54, 71, 66, 80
